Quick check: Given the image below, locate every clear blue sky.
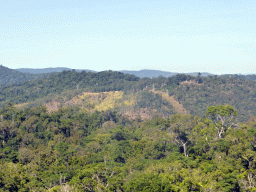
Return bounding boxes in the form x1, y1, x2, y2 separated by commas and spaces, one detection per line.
0, 0, 255, 75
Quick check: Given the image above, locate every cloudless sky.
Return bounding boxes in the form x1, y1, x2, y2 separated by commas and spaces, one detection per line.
0, 0, 255, 75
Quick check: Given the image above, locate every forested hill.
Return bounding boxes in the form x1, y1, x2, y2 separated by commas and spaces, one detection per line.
1, 65, 256, 88
0, 69, 256, 122
14, 67, 214, 77
1, 69, 256, 191
220, 73, 256, 81
0, 65, 57, 86
0, 70, 140, 109
14, 67, 256, 81
119, 70, 214, 78
170, 75, 256, 122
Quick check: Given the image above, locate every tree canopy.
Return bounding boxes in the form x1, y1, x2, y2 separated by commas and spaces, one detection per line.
0, 103, 256, 191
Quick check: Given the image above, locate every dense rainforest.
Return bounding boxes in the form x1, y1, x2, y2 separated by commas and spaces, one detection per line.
0, 69, 256, 191
0, 101, 256, 191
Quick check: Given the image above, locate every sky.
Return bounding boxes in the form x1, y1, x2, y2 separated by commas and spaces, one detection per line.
0, 0, 255, 75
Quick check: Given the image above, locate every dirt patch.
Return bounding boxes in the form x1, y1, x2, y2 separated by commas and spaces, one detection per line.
43, 100, 61, 114
180, 80, 203, 86
14, 103, 29, 110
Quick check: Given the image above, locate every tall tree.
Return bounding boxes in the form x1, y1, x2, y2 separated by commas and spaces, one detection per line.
167, 114, 196, 157
196, 72, 203, 83
205, 104, 238, 139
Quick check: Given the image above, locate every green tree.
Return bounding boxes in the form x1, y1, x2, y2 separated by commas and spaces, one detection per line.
167, 114, 196, 157
205, 104, 238, 139
124, 172, 173, 192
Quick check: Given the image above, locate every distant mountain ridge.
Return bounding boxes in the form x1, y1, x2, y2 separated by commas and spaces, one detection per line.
14, 67, 215, 78
14, 67, 96, 74
13, 67, 256, 80
0, 65, 55, 87
1, 66, 255, 88
119, 70, 215, 78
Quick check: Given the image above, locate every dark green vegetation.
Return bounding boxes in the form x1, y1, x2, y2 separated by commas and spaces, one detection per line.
1, 69, 256, 122
220, 74, 256, 82
172, 75, 256, 122
13, 66, 256, 80
0, 69, 256, 191
0, 101, 256, 191
0, 69, 140, 109
0, 65, 56, 86
2, 65, 256, 87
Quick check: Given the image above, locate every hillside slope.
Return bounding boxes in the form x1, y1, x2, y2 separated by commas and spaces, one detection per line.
170, 77, 256, 122
0, 69, 255, 122
0, 65, 57, 86
14, 89, 178, 121
153, 90, 189, 115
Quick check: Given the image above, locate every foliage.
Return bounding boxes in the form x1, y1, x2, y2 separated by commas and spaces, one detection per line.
0, 102, 255, 191
170, 75, 256, 122
0, 65, 56, 87
1, 69, 256, 191
0, 70, 140, 110
0, 69, 255, 122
